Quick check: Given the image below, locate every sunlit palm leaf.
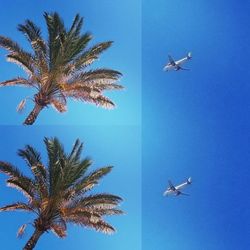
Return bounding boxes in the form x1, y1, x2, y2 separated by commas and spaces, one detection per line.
17, 224, 27, 238
0, 202, 33, 212
0, 77, 31, 87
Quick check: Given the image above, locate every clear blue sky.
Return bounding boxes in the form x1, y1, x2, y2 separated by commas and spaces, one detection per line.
143, 0, 250, 250
0, 0, 141, 126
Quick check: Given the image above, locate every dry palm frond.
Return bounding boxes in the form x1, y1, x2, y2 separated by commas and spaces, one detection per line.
51, 99, 67, 113
17, 224, 27, 238
0, 77, 31, 87
17, 99, 26, 113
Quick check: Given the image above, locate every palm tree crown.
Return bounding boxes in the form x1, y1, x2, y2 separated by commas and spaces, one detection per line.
0, 138, 123, 250
0, 12, 123, 125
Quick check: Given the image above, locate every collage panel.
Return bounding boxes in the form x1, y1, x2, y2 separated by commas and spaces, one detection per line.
0, 0, 141, 126
0, 1, 141, 249
0, 125, 141, 250
142, 1, 250, 250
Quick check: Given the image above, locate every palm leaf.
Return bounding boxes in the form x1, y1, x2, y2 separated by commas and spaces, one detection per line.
0, 202, 33, 212
17, 99, 27, 113
0, 77, 31, 87
17, 224, 27, 238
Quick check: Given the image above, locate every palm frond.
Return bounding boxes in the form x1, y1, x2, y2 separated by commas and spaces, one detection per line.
17, 99, 27, 113
68, 139, 83, 162
44, 137, 66, 195
0, 161, 29, 179
18, 19, 48, 74
81, 166, 113, 185
50, 217, 67, 238
50, 98, 67, 113
7, 53, 35, 76
87, 95, 116, 109
68, 14, 83, 38
18, 145, 42, 167
65, 213, 115, 234
44, 12, 66, 70
18, 20, 45, 53
0, 77, 31, 87
17, 224, 27, 238
72, 193, 123, 210
91, 208, 124, 216
17, 145, 48, 198
7, 179, 35, 201
0, 202, 33, 212
0, 36, 23, 53
71, 69, 122, 83
88, 82, 124, 91
0, 161, 35, 200
67, 92, 116, 109
71, 41, 113, 71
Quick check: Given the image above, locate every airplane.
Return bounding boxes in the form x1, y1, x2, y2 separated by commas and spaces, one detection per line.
163, 177, 192, 196
163, 52, 192, 71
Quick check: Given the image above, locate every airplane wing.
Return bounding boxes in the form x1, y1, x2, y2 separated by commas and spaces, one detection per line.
176, 190, 189, 196
168, 55, 176, 66
177, 65, 190, 71
168, 180, 176, 190
179, 191, 189, 196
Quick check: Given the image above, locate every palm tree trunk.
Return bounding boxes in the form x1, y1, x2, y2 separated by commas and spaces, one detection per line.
23, 228, 44, 250
23, 104, 43, 125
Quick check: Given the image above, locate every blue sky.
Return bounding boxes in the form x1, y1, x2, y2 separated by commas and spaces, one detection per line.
0, 125, 141, 250
0, 0, 141, 126
143, 0, 250, 249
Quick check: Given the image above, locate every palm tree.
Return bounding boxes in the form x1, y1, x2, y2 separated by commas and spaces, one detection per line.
0, 12, 123, 125
0, 138, 123, 250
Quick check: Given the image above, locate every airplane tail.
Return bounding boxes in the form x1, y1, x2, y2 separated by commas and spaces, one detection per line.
187, 177, 192, 184
187, 52, 192, 59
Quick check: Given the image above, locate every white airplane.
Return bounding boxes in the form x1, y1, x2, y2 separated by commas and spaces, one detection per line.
163, 52, 192, 71
163, 177, 192, 196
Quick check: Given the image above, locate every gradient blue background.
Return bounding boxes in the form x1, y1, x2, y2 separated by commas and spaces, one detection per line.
143, 1, 250, 250
0, 0, 141, 126
0, 125, 141, 250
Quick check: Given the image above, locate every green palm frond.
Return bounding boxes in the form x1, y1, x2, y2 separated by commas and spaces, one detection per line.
71, 41, 113, 72
0, 36, 23, 53
0, 161, 35, 200
82, 166, 113, 185
0, 161, 31, 181
71, 69, 122, 83
72, 193, 123, 210
68, 139, 83, 162
18, 20, 46, 54
18, 145, 42, 167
